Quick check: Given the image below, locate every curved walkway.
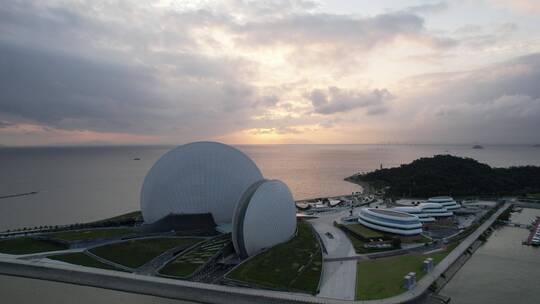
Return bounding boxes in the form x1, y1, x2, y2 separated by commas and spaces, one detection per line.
309, 211, 356, 300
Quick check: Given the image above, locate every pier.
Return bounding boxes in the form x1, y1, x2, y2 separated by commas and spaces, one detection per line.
497, 220, 530, 229
523, 217, 540, 246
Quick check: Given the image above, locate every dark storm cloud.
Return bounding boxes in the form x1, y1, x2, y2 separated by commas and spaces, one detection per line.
307, 87, 392, 115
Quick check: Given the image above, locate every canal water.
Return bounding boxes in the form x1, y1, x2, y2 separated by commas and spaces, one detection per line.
440, 208, 540, 303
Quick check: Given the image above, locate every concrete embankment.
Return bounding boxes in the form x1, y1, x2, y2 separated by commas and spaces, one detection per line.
430, 239, 483, 294
0, 258, 326, 304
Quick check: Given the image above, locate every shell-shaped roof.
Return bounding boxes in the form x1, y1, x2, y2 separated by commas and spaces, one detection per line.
140, 142, 263, 224
232, 179, 296, 257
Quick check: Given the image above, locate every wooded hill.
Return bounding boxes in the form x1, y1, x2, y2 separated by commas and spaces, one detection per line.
346, 155, 540, 197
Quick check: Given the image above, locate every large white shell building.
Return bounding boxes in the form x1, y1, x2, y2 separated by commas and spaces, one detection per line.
140, 141, 296, 257
140, 142, 263, 224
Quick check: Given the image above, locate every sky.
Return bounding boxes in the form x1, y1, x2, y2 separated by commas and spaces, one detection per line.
1, 0, 540, 146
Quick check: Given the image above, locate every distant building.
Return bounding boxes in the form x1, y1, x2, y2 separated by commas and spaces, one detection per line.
393, 203, 453, 223
427, 196, 461, 210
140, 141, 296, 257
358, 208, 423, 235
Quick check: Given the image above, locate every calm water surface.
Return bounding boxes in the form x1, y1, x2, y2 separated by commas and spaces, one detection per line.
1, 144, 540, 231
441, 208, 540, 303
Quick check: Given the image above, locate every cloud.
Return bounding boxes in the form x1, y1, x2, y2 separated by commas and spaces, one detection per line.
396, 53, 540, 143
0, 0, 538, 145
307, 87, 393, 115
234, 12, 456, 50
249, 125, 303, 135
402, 1, 448, 14
490, 0, 540, 13
0, 41, 259, 139
0, 121, 14, 128
450, 22, 519, 49
252, 95, 279, 108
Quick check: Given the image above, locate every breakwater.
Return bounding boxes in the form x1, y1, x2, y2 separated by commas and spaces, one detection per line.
0, 191, 38, 200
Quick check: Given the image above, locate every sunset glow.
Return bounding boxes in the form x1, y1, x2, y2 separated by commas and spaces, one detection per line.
1, 1, 540, 145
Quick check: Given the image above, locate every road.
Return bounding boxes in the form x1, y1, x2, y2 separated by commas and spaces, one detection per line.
309, 211, 357, 300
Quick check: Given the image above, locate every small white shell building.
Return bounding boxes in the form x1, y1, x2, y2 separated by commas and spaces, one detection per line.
140, 141, 297, 257
232, 179, 297, 258
140, 142, 263, 224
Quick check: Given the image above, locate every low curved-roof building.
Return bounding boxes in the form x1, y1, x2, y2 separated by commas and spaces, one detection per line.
140, 142, 263, 224
427, 196, 461, 210
232, 180, 296, 258
358, 208, 423, 235
393, 203, 453, 223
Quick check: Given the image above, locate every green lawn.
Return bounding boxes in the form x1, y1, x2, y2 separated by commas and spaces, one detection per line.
356, 244, 457, 300
89, 237, 201, 269
289, 249, 322, 293
159, 234, 230, 278
0, 237, 69, 255
342, 224, 383, 239
226, 221, 321, 294
48, 228, 134, 242
49, 252, 124, 271
339, 226, 394, 254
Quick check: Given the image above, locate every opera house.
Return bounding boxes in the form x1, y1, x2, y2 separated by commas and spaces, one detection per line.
140, 141, 296, 257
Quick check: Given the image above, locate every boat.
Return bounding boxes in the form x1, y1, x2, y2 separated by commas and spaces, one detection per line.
472, 145, 484, 149
314, 201, 326, 208
133, 157, 141, 160
329, 199, 341, 207
295, 202, 310, 210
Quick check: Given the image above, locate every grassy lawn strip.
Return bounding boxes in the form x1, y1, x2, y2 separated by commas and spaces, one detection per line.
289, 248, 322, 293
0, 237, 69, 255
49, 252, 124, 271
341, 229, 389, 254
48, 228, 134, 242
337, 225, 394, 254
159, 234, 230, 278
342, 224, 383, 239
356, 243, 457, 300
226, 221, 321, 295
90, 237, 201, 269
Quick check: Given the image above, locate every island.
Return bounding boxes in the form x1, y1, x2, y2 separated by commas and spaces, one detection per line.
345, 155, 540, 198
